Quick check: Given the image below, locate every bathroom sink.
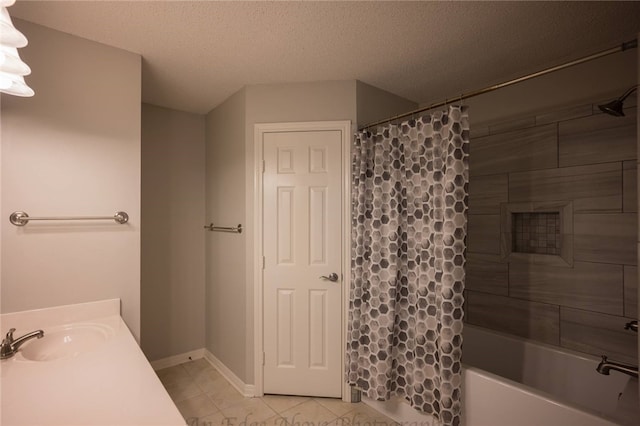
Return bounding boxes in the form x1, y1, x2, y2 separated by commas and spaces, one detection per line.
19, 323, 115, 361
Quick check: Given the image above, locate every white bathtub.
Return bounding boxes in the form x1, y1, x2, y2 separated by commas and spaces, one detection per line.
363, 324, 638, 426
462, 324, 638, 426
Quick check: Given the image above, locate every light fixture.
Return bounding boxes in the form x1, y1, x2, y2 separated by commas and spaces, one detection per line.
0, 0, 34, 97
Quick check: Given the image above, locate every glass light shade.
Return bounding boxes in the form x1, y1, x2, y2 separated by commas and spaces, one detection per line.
0, 45, 30, 75
0, 71, 34, 96
0, 5, 33, 97
0, 71, 12, 89
0, 7, 27, 48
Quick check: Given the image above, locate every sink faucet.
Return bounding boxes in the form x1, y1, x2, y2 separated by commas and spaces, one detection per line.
596, 356, 639, 379
0, 328, 45, 359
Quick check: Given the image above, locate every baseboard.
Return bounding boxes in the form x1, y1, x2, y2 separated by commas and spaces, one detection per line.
204, 349, 255, 397
149, 348, 255, 397
150, 348, 205, 370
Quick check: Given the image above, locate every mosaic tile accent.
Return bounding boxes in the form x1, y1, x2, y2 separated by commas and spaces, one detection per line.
512, 212, 560, 255
348, 106, 469, 426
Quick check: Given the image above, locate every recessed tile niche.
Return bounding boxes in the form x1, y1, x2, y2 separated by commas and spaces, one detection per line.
501, 201, 573, 267
512, 212, 560, 255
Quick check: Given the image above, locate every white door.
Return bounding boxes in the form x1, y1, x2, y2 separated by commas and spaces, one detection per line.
262, 129, 343, 397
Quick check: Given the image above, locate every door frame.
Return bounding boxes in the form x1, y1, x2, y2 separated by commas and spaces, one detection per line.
253, 120, 352, 401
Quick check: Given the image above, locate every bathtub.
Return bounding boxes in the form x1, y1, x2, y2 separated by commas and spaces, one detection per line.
462, 324, 638, 426
362, 324, 638, 426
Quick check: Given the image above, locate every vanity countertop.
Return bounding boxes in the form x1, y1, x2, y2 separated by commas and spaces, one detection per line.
0, 299, 186, 426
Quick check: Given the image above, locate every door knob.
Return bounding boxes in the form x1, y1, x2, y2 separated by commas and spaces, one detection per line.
320, 273, 339, 282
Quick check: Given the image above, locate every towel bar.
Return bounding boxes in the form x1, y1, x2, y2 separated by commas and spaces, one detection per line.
204, 223, 242, 234
9, 211, 129, 226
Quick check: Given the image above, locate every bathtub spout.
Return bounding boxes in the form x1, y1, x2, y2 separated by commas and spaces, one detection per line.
597, 356, 639, 378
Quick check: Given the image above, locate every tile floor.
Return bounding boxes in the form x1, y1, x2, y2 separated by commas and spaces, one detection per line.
156, 358, 398, 426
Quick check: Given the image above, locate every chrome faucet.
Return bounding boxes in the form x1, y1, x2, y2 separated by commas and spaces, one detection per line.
0, 328, 44, 359
596, 356, 639, 379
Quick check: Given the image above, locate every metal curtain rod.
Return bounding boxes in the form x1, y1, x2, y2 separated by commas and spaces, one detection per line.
359, 38, 638, 131
9, 211, 129, 226
204, 223, 243, 234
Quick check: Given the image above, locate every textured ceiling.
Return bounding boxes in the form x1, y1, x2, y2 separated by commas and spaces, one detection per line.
10, 1, 640, 115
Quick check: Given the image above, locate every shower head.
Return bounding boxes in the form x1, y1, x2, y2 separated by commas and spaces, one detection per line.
598, 85, 637, 117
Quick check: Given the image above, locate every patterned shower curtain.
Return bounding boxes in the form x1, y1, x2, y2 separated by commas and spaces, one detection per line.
347, 106, 469, 426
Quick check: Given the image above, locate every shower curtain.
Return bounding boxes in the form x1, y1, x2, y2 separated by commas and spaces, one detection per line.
347, 106, 469, 426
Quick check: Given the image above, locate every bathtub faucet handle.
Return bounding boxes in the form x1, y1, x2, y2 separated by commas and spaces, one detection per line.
624, 320, 638, 332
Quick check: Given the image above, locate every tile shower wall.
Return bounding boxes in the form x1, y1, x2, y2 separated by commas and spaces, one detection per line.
466, 95, 638, 363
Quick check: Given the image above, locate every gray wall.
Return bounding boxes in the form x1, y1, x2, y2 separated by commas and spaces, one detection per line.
465, 50, 638, 364
0, 20, 142, 338
356, 80, 417, 126
205, 88, 247, 379
141, 103, 206, 361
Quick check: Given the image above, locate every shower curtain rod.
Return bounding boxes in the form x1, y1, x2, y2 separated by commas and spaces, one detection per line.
359, 38, 638, 131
